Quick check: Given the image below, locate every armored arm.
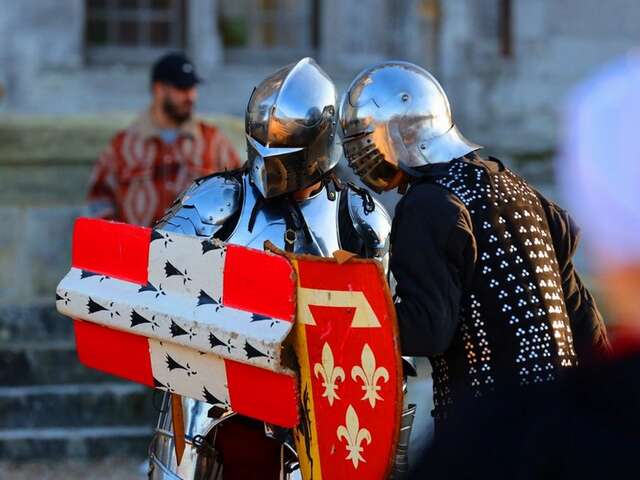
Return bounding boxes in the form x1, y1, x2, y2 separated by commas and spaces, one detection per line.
341, 185, 392, 271
156, 173, 242, 238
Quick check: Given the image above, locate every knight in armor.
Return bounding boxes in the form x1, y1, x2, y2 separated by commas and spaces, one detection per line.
339, 61, 610, 433
147, 57, 392, 479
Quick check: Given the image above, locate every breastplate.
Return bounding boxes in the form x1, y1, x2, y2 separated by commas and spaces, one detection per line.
227, 174, 341, 256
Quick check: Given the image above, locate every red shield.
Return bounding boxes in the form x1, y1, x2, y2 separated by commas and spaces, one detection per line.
291, 255, 402, 479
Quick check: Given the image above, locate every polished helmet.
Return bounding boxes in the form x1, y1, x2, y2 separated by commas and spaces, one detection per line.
246, 57, 338, 198
340, 61, 481, 192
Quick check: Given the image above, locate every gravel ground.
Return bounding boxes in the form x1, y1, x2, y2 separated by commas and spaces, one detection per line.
0, 457, 148, 480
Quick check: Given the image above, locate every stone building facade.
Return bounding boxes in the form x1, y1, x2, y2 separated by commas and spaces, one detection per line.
2, 0, 639, 153
0, 0, 639, 462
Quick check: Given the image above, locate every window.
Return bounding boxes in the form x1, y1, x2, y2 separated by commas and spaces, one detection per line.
218, 0, 319, 64
499, 0, 513, 57
470, 0, 514, 59
85, 0, 187, 64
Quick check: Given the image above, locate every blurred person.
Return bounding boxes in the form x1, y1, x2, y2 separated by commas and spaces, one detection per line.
409, 53, 640, 480
559, 52, 640, 352
339, 61, 610, 438
87, 52, 242, 227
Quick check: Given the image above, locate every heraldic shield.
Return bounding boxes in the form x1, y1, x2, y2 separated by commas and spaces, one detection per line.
56, 218, 403, 479
290, 255, 403, 479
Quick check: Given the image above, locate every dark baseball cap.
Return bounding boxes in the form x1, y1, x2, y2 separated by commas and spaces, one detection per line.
151, 52, 201, 89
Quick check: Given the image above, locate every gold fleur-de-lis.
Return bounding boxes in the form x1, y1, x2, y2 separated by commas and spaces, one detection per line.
351, 343, 389, 408
336, 404, 372, 469
313, 342, 345, 406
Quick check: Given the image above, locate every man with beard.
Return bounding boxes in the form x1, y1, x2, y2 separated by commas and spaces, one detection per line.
87, 52, 242, 227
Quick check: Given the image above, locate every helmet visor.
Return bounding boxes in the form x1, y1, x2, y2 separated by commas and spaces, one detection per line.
343, 133, 404, 193
247, 134, 319, 198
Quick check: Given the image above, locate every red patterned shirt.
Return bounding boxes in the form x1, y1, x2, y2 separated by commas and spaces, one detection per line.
87, 111, 243, 226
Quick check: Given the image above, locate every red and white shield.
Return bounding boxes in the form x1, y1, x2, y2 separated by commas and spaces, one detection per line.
56, 218, 403, 478
57, 218, 299, 428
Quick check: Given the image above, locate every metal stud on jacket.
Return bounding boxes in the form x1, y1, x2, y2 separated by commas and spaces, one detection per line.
430, 159, 577, 420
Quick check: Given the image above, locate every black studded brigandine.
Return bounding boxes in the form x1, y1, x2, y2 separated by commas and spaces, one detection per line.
433, 158, 577, 417
391, 155, 594, 422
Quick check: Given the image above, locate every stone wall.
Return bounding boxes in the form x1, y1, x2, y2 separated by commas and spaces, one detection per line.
439, 0, 640, 155
0, 0, 84, 109
0, 114, 245, 307
0, 115, 246, 460
4, 0, 639, 160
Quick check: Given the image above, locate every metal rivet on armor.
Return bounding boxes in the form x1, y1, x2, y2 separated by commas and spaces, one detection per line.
285, 229, 296, 244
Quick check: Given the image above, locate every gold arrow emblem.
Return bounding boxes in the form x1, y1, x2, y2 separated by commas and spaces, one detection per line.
298, 288, 381, 327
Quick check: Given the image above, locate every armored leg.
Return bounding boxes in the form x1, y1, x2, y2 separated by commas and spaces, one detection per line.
389, 404, 417, 479
148, 393, 225, 480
